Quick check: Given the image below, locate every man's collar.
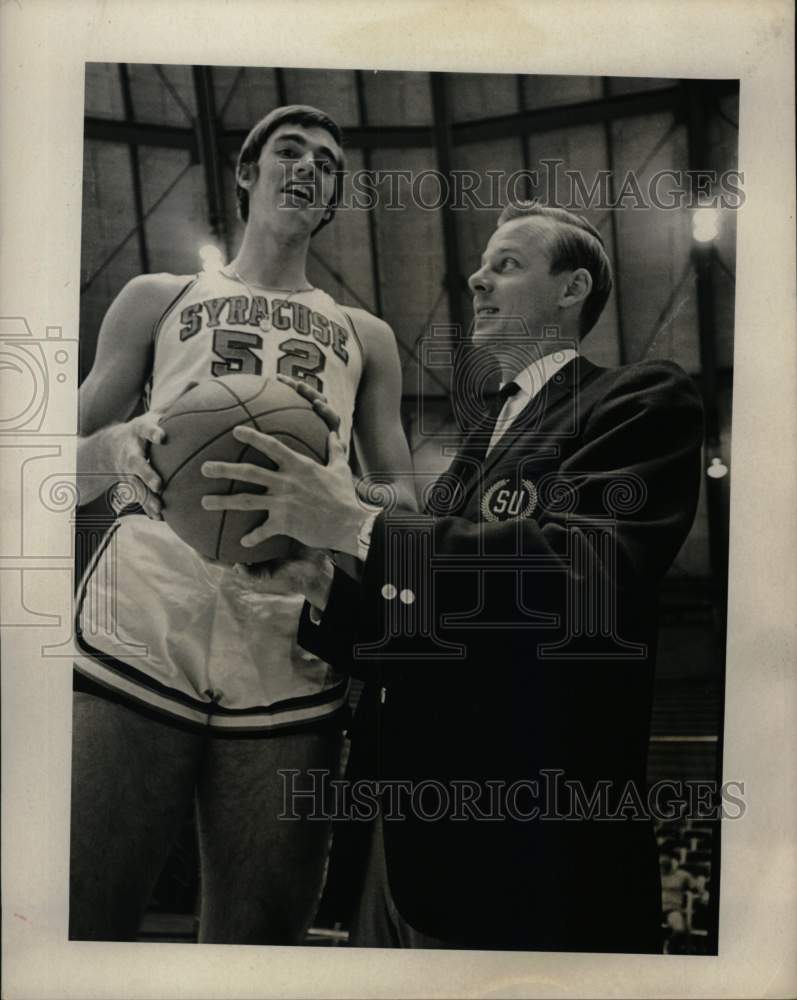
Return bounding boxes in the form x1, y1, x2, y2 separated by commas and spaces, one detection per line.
501, 348, 579, 402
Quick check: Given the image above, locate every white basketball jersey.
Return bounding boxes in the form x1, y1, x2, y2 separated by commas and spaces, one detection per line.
74, 271, 366, 733
149, 270, 363, 446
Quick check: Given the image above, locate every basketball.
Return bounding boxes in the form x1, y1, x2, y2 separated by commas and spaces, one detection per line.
149, 375, 329, 564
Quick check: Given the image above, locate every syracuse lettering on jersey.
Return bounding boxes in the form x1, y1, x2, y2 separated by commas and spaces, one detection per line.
176, 294, 350, 392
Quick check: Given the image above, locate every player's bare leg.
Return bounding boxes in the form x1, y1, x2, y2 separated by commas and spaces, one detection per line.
69, 692, 202, 940
196, 726, 343, 944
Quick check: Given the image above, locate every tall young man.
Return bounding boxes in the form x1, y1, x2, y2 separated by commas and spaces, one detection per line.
71, 105, 416, 943
204, 201, 704, 951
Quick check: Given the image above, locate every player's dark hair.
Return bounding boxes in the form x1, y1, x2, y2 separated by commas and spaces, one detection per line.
497, 200, 613, 337
236, 105, 345, 235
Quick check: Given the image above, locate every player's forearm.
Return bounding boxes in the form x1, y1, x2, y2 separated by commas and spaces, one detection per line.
76, 423, 127, 504
76, 412, 164, 514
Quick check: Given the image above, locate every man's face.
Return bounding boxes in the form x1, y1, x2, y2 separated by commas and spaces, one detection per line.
246, 122, 342, 231
468, 217, 567, 347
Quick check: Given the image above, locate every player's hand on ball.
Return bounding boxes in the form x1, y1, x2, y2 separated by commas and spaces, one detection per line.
109, 383, 196, 519
275, 374, 340, 434
112, 412, 167, 519
200, 396, 366, 557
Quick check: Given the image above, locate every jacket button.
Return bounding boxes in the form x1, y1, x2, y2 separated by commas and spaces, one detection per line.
381, 583, 397, 600
399, 589, 415, 605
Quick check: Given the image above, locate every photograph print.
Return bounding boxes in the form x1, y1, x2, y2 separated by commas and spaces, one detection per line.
71, 62, 740, 954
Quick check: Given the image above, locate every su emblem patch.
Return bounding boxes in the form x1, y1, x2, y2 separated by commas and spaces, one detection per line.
480, 477, 538, 522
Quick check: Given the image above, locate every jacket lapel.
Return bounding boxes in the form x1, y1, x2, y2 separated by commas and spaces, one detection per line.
463, 356, 603, 508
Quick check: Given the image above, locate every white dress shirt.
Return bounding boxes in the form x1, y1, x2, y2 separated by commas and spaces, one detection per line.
487, 349, 579, 455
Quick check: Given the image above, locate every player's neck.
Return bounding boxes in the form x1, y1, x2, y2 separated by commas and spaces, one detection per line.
230, 223, 311, 290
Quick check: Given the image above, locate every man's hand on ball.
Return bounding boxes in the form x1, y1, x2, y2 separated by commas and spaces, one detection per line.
200, 391, 366, 556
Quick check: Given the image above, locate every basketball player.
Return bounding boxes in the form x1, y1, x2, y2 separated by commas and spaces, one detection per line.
71, 105, 416, 943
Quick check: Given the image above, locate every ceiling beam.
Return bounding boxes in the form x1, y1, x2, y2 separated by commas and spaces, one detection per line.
118, 64, 150, 274
515, 75, 533, 200
354, 69, 384, 316
274, 67, 288, 105
84, 116, 199, 157
87, 80, 739, 157
455, 79, 737, 143
430, 72, 466, 335
192, 65, 230, 255
219, 122, 433, 152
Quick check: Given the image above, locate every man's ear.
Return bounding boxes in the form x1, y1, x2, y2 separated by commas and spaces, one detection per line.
237, 161, 258, 189
559, 267, 593, 311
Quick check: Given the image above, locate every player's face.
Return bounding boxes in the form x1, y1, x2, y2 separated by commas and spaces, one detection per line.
250, 123, 342, 231
468, 218, 567, 347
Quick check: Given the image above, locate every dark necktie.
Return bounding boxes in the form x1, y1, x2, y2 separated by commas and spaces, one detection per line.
426, 381, 521, 517
463, 380, 521, 465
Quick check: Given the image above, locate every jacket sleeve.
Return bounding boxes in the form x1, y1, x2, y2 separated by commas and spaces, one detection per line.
299, 361, 704, 676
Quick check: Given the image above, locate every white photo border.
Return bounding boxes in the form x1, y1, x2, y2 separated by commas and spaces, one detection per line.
1, 1, 795, 998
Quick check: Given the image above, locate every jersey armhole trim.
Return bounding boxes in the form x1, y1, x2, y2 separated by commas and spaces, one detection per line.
151, 274, 201, 353
340, 308, 366, 371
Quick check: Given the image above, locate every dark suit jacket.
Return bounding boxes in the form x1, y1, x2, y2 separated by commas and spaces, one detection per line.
300, 356, 704, 952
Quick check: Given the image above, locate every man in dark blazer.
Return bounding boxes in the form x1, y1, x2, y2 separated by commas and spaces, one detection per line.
202, 201, 704, 952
